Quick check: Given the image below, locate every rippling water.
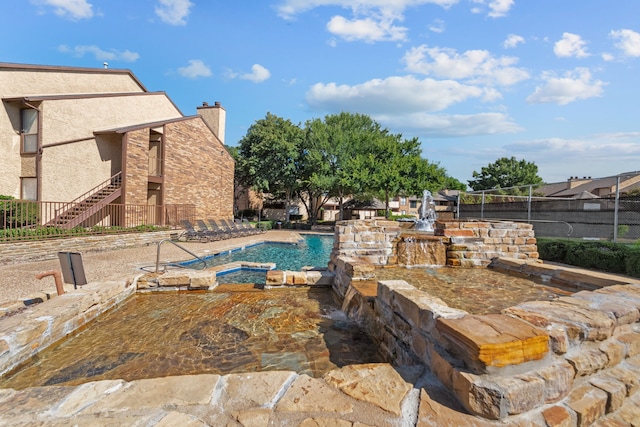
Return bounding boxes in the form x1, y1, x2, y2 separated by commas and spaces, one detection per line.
0, 287, 384, 390
375, 266, 575, 315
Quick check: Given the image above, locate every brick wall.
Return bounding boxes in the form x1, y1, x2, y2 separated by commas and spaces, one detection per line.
163, 118, 234, 221
124, 129, 150, 206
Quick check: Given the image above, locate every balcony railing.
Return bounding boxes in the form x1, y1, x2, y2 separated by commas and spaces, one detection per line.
0, 200, 195, 242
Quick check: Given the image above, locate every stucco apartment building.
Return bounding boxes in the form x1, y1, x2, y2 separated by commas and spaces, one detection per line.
0, 62, 234, 228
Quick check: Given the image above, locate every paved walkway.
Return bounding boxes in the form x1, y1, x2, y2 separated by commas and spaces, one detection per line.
0, 230, 305, 306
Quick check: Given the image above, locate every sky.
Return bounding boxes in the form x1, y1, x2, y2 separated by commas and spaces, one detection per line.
2, 1, 640, 186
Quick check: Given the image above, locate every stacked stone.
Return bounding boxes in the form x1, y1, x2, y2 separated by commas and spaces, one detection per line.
0, 281, 133, 378
0, 231, 176, 264
437, 220, 539, 267
264, 269, 334, 287
339, 268, 640, 423
329, 219, 401, 268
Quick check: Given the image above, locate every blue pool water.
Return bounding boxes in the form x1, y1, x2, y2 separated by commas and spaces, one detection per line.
199, 234, 334, 284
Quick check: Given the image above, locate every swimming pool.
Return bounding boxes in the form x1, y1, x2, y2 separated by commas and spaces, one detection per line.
201, 234, 334, 284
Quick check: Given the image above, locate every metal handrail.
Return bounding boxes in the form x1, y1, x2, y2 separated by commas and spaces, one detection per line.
67, 171, 122, 207
155, 238, 207, 273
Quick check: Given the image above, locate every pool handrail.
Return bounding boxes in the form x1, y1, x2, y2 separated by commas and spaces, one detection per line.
155, 238, 207, 273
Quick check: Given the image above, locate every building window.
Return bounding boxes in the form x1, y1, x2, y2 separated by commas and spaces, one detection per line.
21, 177, 37, 200
400, 197, 406, 205
409, 200, 417, 209
20, 108, 38, 153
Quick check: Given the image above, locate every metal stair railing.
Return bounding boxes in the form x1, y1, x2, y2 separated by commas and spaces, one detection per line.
48, 172, 122, 228
154, 238, 207, 273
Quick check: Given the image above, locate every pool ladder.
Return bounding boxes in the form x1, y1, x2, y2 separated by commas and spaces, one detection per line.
155, 239, 207, 273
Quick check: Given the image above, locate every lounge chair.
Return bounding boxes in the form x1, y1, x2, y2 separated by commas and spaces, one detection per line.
195, 219, 226, 241
178, 220, 209, 242
208, 219, 241, 239
237, 218, 265, 235
221, 218, 253, 237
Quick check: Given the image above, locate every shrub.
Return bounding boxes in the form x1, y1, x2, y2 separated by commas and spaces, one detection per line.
624, 246, 640, 278
536, 238, 568, 262
537, 238, 638, 278
0, 195, 40, 229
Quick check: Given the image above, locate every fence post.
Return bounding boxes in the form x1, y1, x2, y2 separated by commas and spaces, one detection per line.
481, 191, 485, 219
613, 175, 620, 242
527, 185, 532, 223
456, 193, 460, 219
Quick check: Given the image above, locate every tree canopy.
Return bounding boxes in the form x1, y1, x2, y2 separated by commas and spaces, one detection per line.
468, 156, 544, 192
236, 112, 464, 223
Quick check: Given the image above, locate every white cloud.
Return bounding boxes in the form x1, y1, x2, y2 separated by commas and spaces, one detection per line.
240, 64, 271, 83
402, 45, 529, 86
155, 0, 193, 26
33, 0, 93, 20
275, 0, 459, 20
375, 112, 522, 137
327, 13, 407, 42
610, 29, 640, 57
503, 34, 524, 49
470, 0, 514, 18
58, 44, 139, 62
601, 52, 615, 61
526, 68, 606, 105
177, 60, 212, 79
306, 75, 484, 114
499, 133, 640, 182
506, 134, 640, 161
428, 19, 445, 33
554, 32, 590, 58
275, 1, 457, 43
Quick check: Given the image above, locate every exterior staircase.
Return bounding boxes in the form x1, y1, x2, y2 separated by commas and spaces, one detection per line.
48, 172, 122, 229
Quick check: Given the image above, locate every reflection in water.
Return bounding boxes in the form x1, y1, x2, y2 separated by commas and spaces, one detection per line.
1, 288, 384, 390
375, 267, 574, 315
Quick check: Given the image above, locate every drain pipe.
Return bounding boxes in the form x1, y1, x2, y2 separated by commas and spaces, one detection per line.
35, 270, 65, 296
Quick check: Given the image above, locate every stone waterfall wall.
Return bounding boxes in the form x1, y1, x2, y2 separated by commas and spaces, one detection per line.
331, 219, 640, 424
436, 220, 539, 267
329, 219, 539, 297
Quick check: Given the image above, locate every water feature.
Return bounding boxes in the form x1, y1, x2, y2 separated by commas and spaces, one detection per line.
0, 286, 384, 390
414, 189, 437, 232
374, 266, 574, 314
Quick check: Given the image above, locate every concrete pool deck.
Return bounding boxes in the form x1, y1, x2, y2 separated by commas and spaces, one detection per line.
0, 230, 307, 307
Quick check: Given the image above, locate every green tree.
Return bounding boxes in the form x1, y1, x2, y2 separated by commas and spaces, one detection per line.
238, 113, 304, 222
226, 145, 251, 216
302, 112, 382, 222
468, 156, 544, 192
355, 133, 426, 217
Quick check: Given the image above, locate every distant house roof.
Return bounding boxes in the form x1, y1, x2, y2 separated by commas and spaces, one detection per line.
539, 171, 640, 198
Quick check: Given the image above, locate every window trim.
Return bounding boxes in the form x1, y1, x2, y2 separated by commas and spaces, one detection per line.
20, 108, 39, 154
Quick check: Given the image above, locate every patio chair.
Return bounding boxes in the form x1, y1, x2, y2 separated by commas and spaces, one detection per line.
207, 219, 241, 239
238, 218, 265, 235
221, 218, 253, 237
178, 220, 209, 242
195, 219, 226, 241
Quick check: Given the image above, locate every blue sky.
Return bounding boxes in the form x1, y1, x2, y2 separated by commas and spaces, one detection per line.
3, 1, 640, 186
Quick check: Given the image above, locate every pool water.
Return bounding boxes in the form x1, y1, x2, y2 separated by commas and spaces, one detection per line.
375, 266, 575, 315
0, 286, 385, 390
203, 234, 334, 284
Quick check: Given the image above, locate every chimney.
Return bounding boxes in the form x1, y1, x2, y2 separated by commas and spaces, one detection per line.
197, 101, 226, 144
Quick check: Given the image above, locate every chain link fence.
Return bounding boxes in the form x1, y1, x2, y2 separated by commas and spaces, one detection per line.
456, 183, 640, 243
